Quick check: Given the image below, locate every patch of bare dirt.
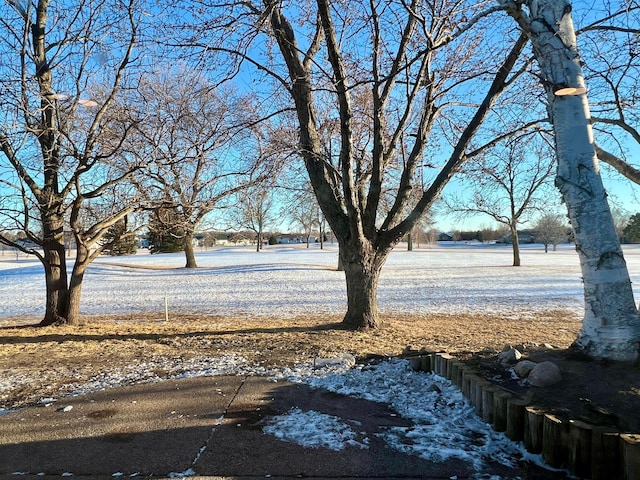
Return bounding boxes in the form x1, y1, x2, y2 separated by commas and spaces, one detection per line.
1, 310, 638, 434
462, 345, 640, 433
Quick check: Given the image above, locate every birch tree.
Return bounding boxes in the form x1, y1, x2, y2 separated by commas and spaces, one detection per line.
0, 0, 146, 325
501, 0, 640, 361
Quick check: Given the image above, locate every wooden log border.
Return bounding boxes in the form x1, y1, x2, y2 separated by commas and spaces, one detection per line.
406, 352, 638, 479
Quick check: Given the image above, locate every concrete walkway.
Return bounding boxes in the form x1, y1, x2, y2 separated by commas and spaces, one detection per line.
0, 376, 565, 479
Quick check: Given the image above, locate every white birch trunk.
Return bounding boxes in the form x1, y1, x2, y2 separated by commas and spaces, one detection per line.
507, 0, 640, 361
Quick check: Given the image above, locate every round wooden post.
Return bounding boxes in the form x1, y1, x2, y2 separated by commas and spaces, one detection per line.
466, 374, 483, 410
429, 353, 437, 373
433, 353, 441, 375
461, 369, 473, 398
568, 420, 592, 478
524, 406, 545, 454
453, 363, 464, 388
621, 433, 640, 480
435, 353, 453, 377
481, 385, 499, 424
506, 398, 528, 442
420, 354, 432, 372
542, 413, 569, 469
449, 361, 462, 385
409, 356, 423, 371
474, 379, 490, 416
493, 390, 511, 432
444, 355, 455, 380
590, 426, 620, 480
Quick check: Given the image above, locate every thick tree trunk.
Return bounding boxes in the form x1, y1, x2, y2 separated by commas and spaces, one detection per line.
340, 243, 386, 329
184, 233, 198, 268
39, 214, 69, 326
40, 245, 69, 326
510, 0, 640, 361
67, 244, 90, 326
510, 226, 521, 267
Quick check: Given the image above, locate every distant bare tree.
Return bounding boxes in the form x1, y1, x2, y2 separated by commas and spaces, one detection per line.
534, 214, 568, 252
233, 184, 275, 252
447, 135, 556, 266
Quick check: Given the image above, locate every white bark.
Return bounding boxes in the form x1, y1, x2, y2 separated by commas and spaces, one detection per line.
504, 0, 640, 361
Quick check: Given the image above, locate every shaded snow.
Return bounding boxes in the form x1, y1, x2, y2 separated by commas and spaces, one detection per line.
263, 408, 370, 451
268, 359, 532, 472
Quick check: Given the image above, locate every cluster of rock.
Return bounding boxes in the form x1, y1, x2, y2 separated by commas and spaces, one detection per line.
498, 346, 561, 387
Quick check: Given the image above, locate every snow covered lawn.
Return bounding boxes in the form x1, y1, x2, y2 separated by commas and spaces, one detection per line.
3, 242, 639, 320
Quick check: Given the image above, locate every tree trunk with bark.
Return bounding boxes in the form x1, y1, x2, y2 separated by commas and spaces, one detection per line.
41, 245, 69, 326
67, 243, 90, 326
184, 232, 198, 268
504, 0, 640, 361
39, 213, 69, 326
510, 224, 521, 267
340, 243, 385, 329
256, 230, 262, 252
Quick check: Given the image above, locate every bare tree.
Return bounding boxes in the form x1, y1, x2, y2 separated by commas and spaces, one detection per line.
447, 135, 556, 266
534, 213, 568, 252
287, 191, 321, 248
502, 0, 640, 361
232, 184, 275, 252
0, 0, 145, 325
188, 0, 530, 328
131, 69, 276, 267
279, 171, 325, 248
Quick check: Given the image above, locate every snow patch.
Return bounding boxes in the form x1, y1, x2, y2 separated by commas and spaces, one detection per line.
264, 358, 537, 474
263, 407, 369, 451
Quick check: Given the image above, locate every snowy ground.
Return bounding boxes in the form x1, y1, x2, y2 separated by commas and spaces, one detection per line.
266, 358, 553, 476
3, 242, 640, 478
3, 241, 640, 320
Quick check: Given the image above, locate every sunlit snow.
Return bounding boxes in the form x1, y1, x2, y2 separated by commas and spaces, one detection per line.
3, 242, 639, 320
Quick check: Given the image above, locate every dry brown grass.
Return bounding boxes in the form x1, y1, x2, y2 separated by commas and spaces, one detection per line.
0, 311, 581, 411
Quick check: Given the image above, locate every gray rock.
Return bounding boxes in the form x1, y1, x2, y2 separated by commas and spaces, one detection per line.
528, 361, 562, 387
514, 360, 537, 378
498, 347, 522, 365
